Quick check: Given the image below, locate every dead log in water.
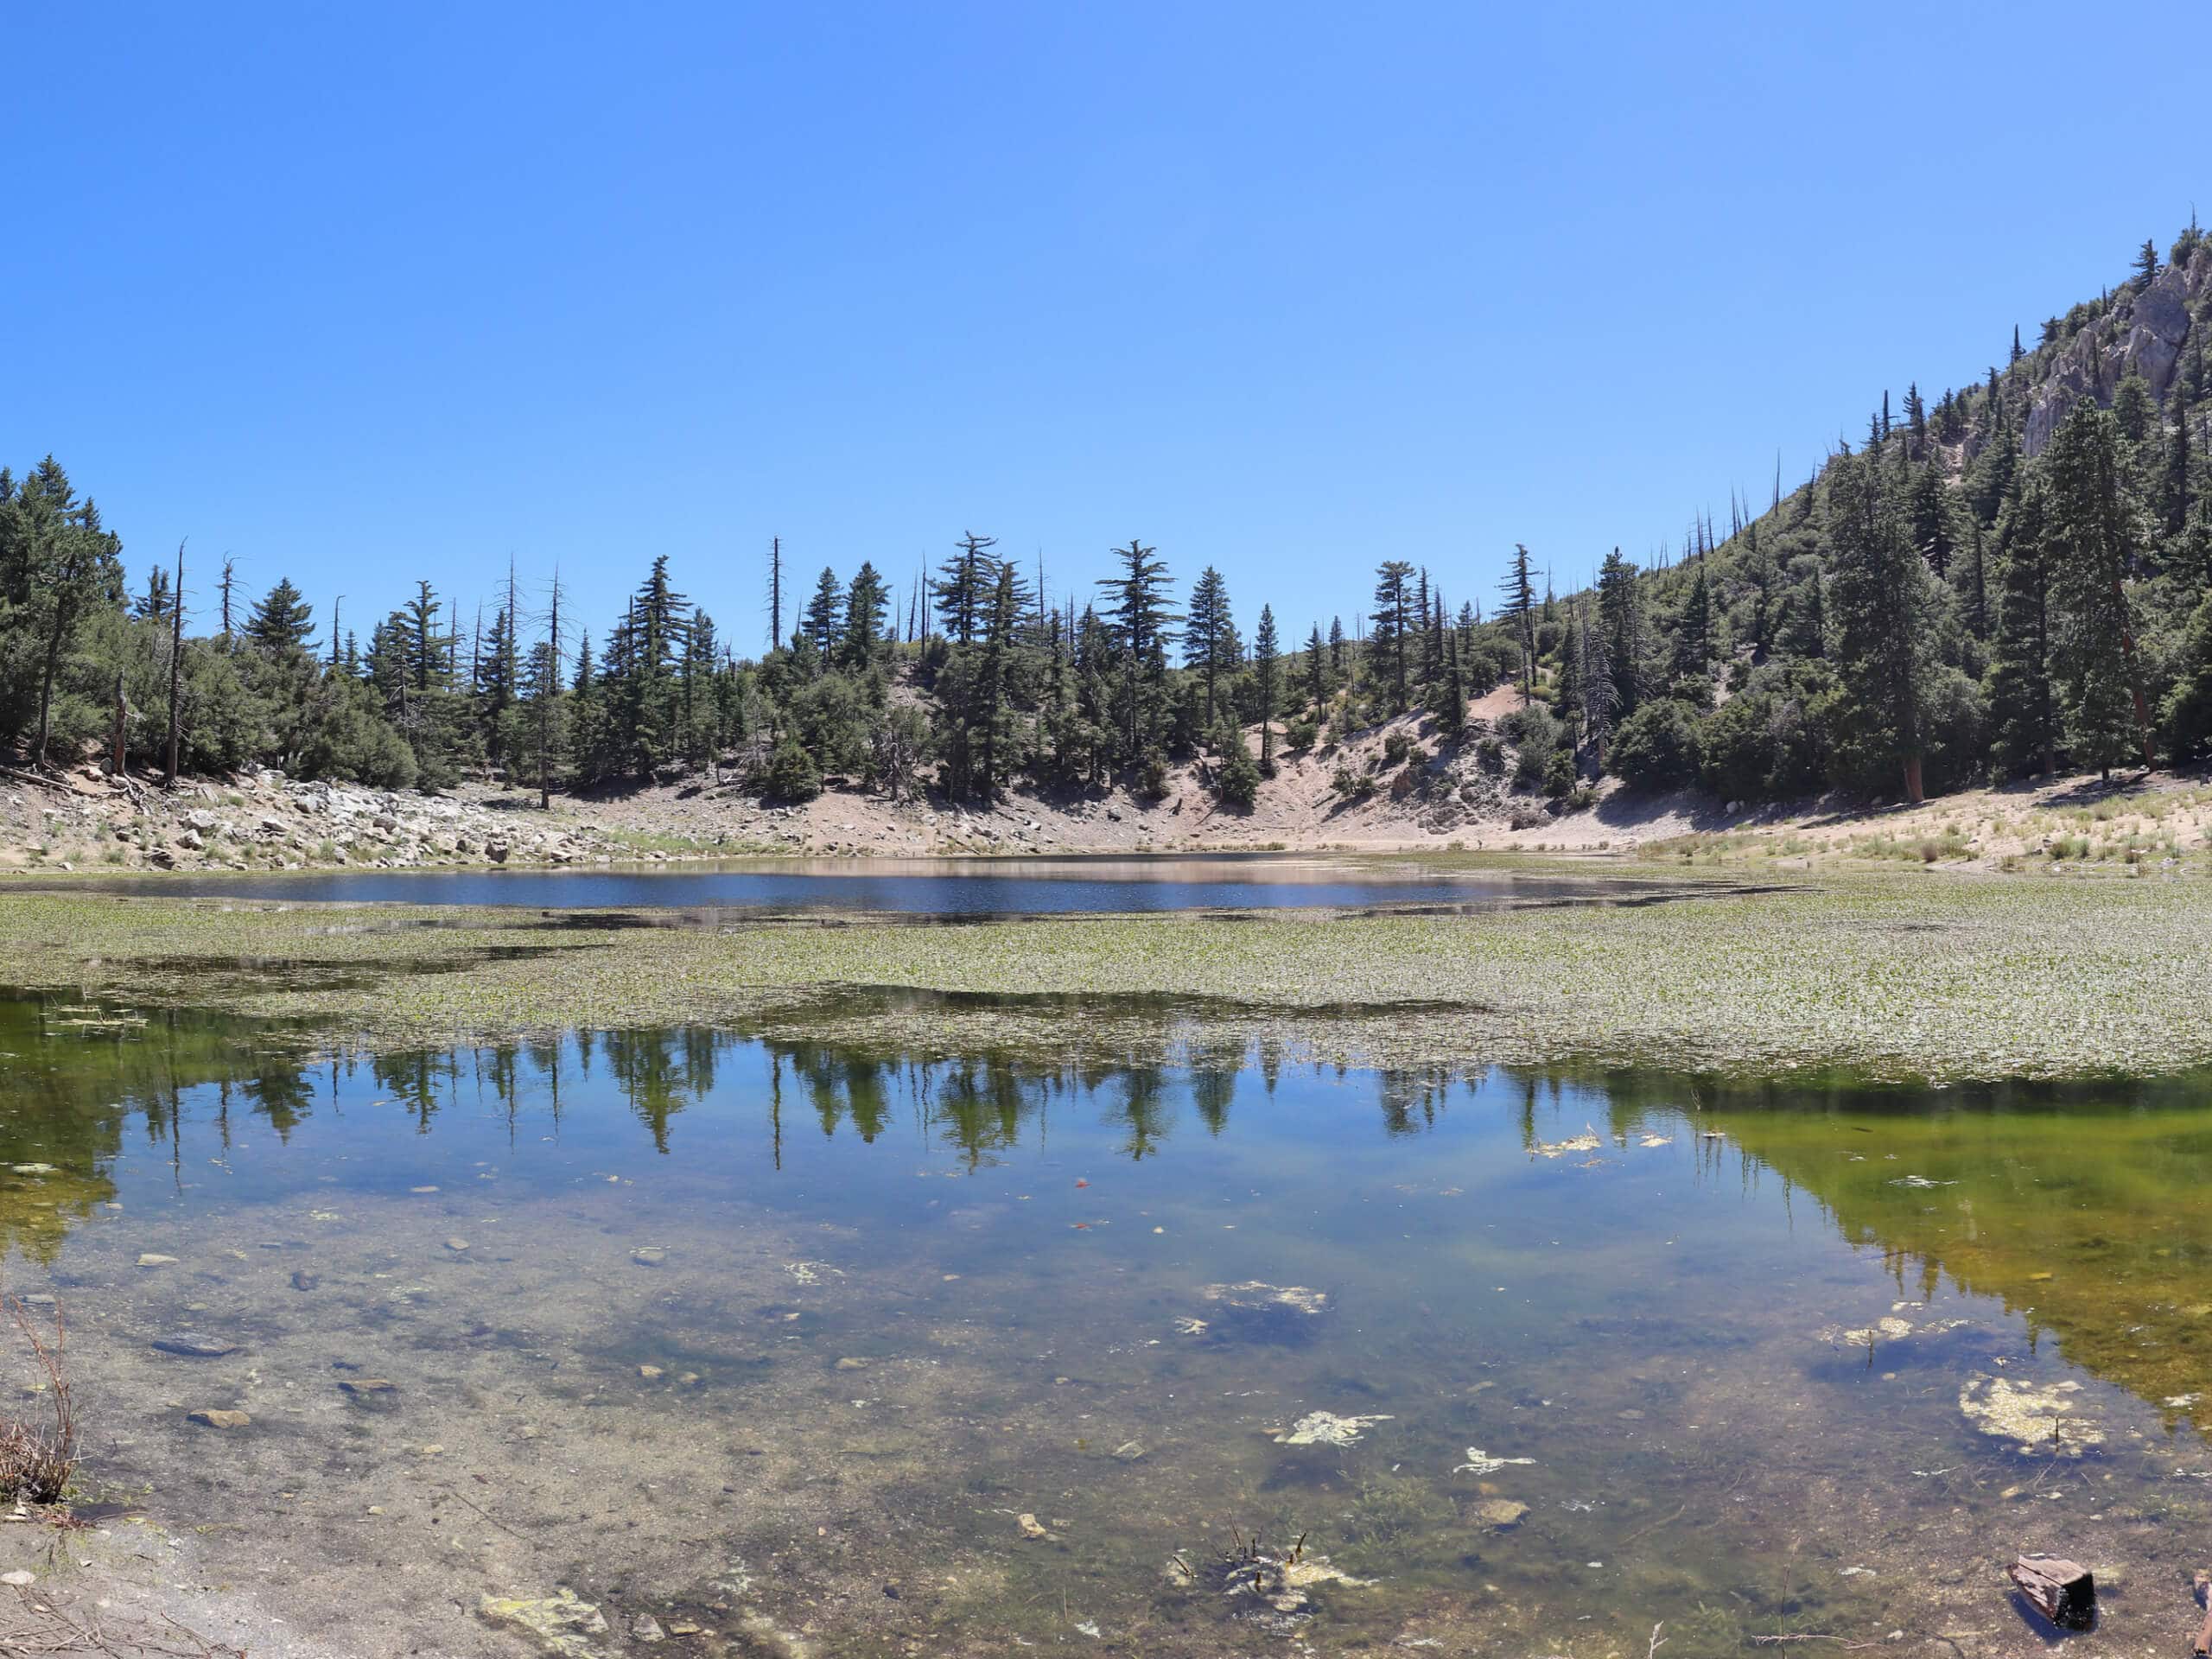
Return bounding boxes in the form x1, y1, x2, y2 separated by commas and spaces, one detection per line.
2008, 1556, 2095, 1630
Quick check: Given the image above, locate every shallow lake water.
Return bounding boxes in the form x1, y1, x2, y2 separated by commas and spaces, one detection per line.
4, 994, 2212, 1656
34, 853, 1687, 914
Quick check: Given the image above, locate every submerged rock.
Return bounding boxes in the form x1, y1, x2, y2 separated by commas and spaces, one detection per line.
1470, 1497, 1529, 1528
154, 1334, 239, 1358
1202, 1281, 1327, 1316
340, 1376, 397, 1395
477, 1589, 608, 1658
188, 1408, 251, 1429
136, 1253, 179, 1268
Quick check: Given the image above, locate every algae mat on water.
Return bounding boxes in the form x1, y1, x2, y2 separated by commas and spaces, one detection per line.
2, 867, 2209, 1080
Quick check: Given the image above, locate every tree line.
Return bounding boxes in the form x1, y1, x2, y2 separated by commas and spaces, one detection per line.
4, 224, 2209, 810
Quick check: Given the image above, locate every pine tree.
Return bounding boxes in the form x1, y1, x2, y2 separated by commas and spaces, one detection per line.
842, 563, 889, 667
1596, 549, 1645, 717
803, 567, 844, 658
1986, 475, 2059, 776
1303, 623, 1330, 714
1824, 447, 1941, 801
934, 532, 999, 645
1096, 539, 1176, 769
1499, 543, 1536, 702
1183, 567, 1237, 734
246, 578, 316, 657
1370, 561, 1414, 712
1253, 604, 1279, 775
2044, 401, 2154, 774
1675, 565, 1714, 683
2133, 238, 2160, 291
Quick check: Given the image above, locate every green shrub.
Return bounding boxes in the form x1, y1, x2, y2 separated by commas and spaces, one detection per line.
1609, 698, 1703, 790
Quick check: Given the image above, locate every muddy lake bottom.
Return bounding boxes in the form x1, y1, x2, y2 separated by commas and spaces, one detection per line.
3, 995, 2212, 1656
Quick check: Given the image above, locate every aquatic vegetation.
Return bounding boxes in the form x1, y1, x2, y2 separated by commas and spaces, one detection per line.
1274, 1410, 1392, 1446
1958, 1375, 2103, 1455
1, 862, 2209, 1079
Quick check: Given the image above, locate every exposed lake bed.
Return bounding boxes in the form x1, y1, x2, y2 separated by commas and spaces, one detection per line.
1, 860, 2210, 1655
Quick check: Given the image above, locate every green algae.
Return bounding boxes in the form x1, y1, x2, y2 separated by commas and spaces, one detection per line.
0, 864, 2209, 1080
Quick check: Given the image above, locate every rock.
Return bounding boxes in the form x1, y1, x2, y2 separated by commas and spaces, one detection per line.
0, 1570, 31, 1586
486, 841, 510, 863
630, 1247, 666, 1267
185, 809, 219, 833
291, 1270, 321, 1291
175, 827, 204, 851
630, 1613, 666, 1643
1110, 1440, 1147, 1461
136, 1253, 180, 1268
153, 1334, 239, 1358
1471, 1498, 1529, 1529
639, 1364, 664, 1379
477, 1589, 608, 1657
339, 1376, 397, 1395
188, 1408, 251, 1429
1017, 1512, 1053, 1541
835, 1357, 868, 1371
444, 1236, 470, 1252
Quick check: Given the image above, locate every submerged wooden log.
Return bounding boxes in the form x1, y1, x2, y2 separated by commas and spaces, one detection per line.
2008, 1556, 2095, 1630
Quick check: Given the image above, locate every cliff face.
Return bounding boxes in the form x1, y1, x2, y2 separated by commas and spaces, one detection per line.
2020, 245, 2209, 455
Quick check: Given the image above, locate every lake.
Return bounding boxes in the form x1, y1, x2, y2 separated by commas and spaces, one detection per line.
32, 853, 1684, 914
5, 990, 2209, 1655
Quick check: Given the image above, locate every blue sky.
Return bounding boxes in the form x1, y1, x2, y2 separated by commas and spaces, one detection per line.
9, 2, 2209, 657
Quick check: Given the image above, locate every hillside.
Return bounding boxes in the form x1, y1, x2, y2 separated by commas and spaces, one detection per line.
3, 222, 2209, 868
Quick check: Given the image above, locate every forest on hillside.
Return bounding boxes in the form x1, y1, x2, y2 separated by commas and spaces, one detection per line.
4, 223, 2211, 813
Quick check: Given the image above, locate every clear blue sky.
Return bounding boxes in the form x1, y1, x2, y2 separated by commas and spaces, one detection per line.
9, 2, 2208, 656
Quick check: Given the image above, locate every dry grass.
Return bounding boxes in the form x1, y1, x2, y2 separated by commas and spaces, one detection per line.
0, 1298, 76, 1504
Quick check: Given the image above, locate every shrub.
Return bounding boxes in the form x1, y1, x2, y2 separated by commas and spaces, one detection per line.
1215, 739, 1260, 808
763, 735, 823, 802
1609, 699, 1703, 790
1382, 732, 1412, 766
1285, 715, 1319, 752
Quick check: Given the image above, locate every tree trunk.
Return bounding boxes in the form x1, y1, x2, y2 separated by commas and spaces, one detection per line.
111, 669, 126, 777
34, 626, 63, 767
1902, 753, 1925, 805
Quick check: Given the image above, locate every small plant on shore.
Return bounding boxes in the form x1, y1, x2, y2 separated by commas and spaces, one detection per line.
0, 1298, 77, 1503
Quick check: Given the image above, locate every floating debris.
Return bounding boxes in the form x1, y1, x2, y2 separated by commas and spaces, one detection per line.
1173, 1317, 1210, 1337
1887, 1175, 1958, 1189
1274, 1411, 1393, 1448
1530, 1126, 1603, 1159
1637, 1135, 1672, 1149
1454, 1446, 1537, 1475
1959, 1375, 2103, 1455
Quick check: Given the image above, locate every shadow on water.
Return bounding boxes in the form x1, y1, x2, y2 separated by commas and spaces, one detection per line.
3, 989, 2212, 1651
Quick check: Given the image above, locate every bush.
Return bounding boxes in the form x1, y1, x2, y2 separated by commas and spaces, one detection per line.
1215, 739, 1260, 807
1608, 699, 1703, 790
1542, 747, 1577, 798
1332, 763, 1375, 799
763, 735, 822, 802
1285, 715, 1319, 752
1382, 732, 1412, 766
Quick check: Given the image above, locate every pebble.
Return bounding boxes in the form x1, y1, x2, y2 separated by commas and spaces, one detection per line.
188, 1409, 251, 1429
631, 1248, 666, 1267
153, 1335, 239, 1358
1110, 1441, 1147, 1461
835, 1357, 868, 1371
631, 1614, 666, 1643
639, 1364, 664, 1380
340, 1377, 397, 1395
136, 1253, 179, 1268
0, 1570, 31, 1586
444, 1237, 470, 1252
291, 1271, 321, 1291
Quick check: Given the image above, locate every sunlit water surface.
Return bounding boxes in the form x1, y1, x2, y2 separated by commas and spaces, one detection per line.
3, 995, 2211, 1655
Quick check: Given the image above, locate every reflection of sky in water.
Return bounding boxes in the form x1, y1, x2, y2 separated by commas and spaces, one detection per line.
27, 854, 1660, 912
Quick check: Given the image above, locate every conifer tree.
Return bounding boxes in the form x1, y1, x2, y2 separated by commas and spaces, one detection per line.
1825, 446, 1941, 801
2044, 401, 2153, 774
1986, 475, 2059, 777
1370, 561, 1414, 712
1254, 604, 1279, 775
